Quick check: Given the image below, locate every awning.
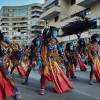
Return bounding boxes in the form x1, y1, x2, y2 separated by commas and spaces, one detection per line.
44, 0, 57, 8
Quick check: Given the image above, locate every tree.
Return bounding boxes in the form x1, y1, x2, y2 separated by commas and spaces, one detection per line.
61, 15, 97, 39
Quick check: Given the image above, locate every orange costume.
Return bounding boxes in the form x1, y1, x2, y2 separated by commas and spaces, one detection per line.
88, 43, 100, 83
88, 34, 100, 85
0, 68, 14, 100
40, 27, 73, 94
64, 42, 77, 78
77, 39, 87, 71
0, 31, 21, 100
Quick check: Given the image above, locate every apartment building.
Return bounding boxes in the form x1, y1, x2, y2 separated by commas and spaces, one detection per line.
0, 3, 44, 44
40, 0, 100, 42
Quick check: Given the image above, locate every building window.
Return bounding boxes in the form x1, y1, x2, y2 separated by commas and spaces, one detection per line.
55, 16, 59, 22
9, 13, 13, 17
71, 0, 76, 5
9, 9, 13, 12
14, 8, 27, 17
72, 8, 91, 17
85, 8, 91, 15
55, 1, 59, 6
77, 8, 91, 16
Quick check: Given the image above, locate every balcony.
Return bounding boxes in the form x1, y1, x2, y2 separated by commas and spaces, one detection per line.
40, 6, 60, 20
1, 30, 9, 33
30, 9, 43, 12
14, 23, 27, 26
31, 6, 42, 10
1, 18, 9, 21
43, 0, 58, 9
31, 28, 42, 31
61, 16, 79, 27
76, 0, 99, 7
0, 21, 9, 24
31, 13, 40, 17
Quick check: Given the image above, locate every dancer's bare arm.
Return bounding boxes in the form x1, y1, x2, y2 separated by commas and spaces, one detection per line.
0, 41, 9, 48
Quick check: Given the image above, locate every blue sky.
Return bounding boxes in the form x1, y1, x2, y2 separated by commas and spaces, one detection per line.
0, 0, 44, 8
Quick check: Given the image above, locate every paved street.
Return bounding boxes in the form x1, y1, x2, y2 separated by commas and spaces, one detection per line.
3, 67, 100, 100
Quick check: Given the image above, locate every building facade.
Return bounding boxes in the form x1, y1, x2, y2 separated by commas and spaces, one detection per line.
0, 3, 44, 44
40, 0, 100, 42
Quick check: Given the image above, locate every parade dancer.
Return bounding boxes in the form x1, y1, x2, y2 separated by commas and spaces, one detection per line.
64, 42, 77, 78
17, 53, 29, 77
39, 26, 73, 95
88, 34, 100, 85
77, 39, 87, 71
10, 46, 26, 76
22, 36, 42, 85
0, 31, 21, 100
6, 49, 27, 77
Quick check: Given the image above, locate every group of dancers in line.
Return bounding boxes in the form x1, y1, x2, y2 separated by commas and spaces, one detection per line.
0, 26, 100, 100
